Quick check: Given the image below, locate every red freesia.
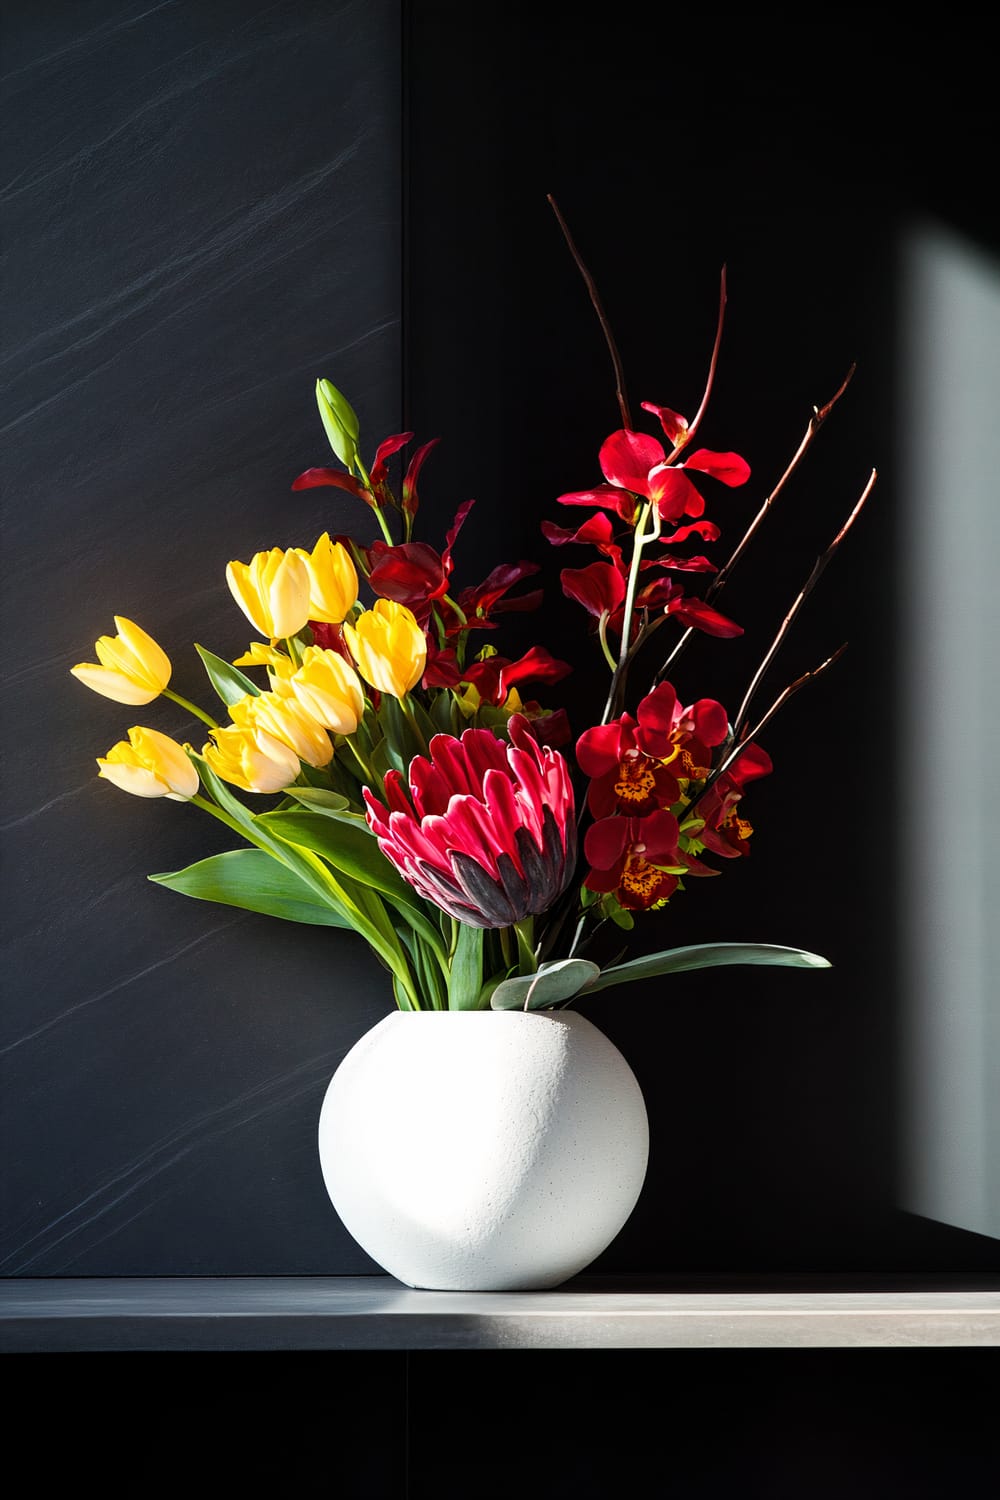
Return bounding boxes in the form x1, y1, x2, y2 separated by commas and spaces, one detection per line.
363, 715, 577, 929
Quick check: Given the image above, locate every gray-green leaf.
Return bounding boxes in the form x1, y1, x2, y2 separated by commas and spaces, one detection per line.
584, 942, 831, 995
489, 958, 602, 1011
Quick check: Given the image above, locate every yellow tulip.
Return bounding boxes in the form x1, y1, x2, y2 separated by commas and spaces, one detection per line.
230, 691, 333, 768
226, 548, 311, 639
232, 641, 297, 696
343, 600, 426, 699
71, 617, 171, 705
293, 532, 359, 625
290, 646, 365, 734
97, 727, 199, 800
203, 721, 301, 794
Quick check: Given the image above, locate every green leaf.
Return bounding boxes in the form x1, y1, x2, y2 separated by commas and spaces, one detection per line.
195, 644, 260, 708
449, 923, 485, 1010
584, 942, 832, 996
489, 958, 602, 1011
149, 850, 352, 927
257, 809, 407, 901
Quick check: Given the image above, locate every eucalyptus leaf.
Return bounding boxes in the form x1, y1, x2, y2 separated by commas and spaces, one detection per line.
285, 787, 368, 823
489, 958, 602, 1011
149, 850, 351, 927
584, 942, 832, 996
195, 644, 260, 708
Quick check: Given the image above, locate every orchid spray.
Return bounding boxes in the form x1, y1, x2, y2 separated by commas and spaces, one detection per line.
71, 201, 874, 1011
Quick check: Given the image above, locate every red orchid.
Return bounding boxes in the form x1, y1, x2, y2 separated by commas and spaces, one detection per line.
576, 681, 729, 820
557, 425, 750, 524
694, 741, 773, 859
583, 808, 683, 910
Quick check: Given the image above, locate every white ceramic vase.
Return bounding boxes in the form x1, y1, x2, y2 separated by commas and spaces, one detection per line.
317, 1008, 649, 1292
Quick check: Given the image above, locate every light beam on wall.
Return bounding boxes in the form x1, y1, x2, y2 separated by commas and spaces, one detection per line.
897, 219, 1000, 1241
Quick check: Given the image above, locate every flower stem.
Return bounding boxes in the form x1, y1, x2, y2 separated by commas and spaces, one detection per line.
602, 500, 658, 723
164, 688, 219, 730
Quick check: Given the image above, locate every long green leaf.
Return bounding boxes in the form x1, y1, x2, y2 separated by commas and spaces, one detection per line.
258, 808, 450, 974
449, 923, 485, 1010
193, 756, 420, 1004
194, 644, 260, 708
584, 942, 832, 996
257, 809, 411, 902
149, 850, 352, 927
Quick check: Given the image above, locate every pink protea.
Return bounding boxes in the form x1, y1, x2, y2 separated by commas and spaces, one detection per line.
363, 715, 577, 929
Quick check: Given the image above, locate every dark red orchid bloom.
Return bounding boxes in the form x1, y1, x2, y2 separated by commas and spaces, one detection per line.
694, 741, 773, 859
583, 808, 682, 910
454, 560, 544, 632
462, 645, 572, 708
557, 422, 750, 525
292, 430, 440, 521
365, 499, 475, 625
576, 681, 729, 820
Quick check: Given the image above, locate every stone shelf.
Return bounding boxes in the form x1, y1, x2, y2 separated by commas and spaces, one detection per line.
3, 1273, 998, 1351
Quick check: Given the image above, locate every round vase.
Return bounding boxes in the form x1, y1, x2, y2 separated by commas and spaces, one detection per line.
317, 1008, 649, 1292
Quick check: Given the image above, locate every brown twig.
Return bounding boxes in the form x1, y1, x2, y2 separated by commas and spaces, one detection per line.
653, 364, 857, 688
664, 265, 729, 463
547, 193, 632, 430
731, 466, 877, 742
681, 644, 848, 826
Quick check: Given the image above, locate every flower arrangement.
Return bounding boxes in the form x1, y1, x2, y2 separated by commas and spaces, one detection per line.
71, 206, 874, 1013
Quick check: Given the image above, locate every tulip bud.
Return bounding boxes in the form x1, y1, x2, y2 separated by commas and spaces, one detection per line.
226, 548, 311, 640
203, 721, 301, 794
72, 617, 172, 705
290, 646, 365, 734
293, 532, 359, 624
343, 600, 427, 699
97, 727, 199, 800
316, 379, 361, 472
230, 690, 333, 768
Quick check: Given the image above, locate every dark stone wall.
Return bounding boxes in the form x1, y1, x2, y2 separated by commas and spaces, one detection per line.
2, 0, 403, 1275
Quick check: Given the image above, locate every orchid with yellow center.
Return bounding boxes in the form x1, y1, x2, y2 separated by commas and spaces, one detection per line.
97, 726, 199, 800
292, 531, 359, 624
343, 599, 426, 699
71, 617, 172, 705
226, 547, 311, 640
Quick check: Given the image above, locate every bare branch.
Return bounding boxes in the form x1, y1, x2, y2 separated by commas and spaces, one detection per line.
665, 265, 729, 462
548, 194, 632, 430
652, 365, 858, 689
686, 644, 849, 819
731, 467, 877, 740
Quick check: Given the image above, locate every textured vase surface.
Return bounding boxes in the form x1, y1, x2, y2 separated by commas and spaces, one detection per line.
317, 1008, 649, 1291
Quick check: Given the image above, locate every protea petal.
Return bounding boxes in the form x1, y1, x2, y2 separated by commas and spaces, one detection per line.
364, 716, 576, 928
